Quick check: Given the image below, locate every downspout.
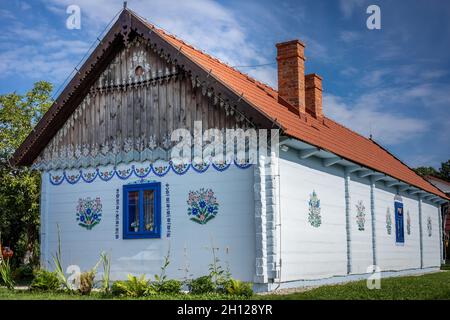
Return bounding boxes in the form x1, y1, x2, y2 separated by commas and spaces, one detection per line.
274, 150, 282, 290
344, 168, 352, 274
418, 196, 424, 269
370, 177, 377, 267
442, 202, 449, 264
438, 203, 444, 264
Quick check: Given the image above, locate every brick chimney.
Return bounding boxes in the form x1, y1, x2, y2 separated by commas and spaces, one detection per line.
276, 40, 306, 113
305, 74, 323, 118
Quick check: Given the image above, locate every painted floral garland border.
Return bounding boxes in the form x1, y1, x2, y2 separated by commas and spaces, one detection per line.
49, 159, 252, 185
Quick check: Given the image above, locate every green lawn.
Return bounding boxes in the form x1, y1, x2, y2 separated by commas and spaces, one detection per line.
1, 271, 450, 300
261, 271, 450, 300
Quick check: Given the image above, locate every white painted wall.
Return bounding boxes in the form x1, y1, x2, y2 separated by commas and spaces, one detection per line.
374, 186, 421, 271
277, 150, 442, 284
41, 163, 255, 282
40, 152, 444, 288
279, 151, 347, 281
422, 200, 441, 268
349, 176, 373, 274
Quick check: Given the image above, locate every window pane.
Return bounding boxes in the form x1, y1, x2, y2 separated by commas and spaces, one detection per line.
143, 189, 155, 232
128, 191, 139, 233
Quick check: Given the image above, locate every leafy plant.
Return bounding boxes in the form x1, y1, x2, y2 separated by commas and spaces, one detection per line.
99, 251, 111, 293
178, 244, 193, 287
0, 81, 53, 269
111, 280, 127, 297
152, 279, 182, 294
223, 279, 253, 297
112, 275, 150, 297
79, 270, 96, 295
208, 243, 230, 290
151, 247, 177, 294
12, 264, 34, 282
52, 225, 71, 291
30, 270, 60, 291
0, 259, 15, 290
188, 276, 215, 294
77, 255, 102, 295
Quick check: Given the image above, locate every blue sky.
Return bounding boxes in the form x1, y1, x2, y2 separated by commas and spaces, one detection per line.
0, 0, 449, 168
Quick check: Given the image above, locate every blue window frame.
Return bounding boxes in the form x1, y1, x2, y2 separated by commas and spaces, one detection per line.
123, 182, 161, 239
394, 198, 404, 244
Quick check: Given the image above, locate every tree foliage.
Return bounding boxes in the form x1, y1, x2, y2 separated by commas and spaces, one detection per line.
0, 81, 53, 268
414, 160, 450, 182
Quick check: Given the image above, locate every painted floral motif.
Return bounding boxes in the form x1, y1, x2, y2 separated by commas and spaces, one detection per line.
116, 168, 132, 179
82, 171, 97, 183
76, 197, 102, 230
212, 161, 231, 171
50, 174, 63, 185
308, 191, 322, 228
355, 200, 366, 231
153, 162, 170, 176
171, 162, 189, 175
99, 170, 114, 181
406, 210, 411, 235
65, 171, 81, 184
192, 161, 210, 173
48, 161, 252, 185
134, 165, 151, 178
386, 208, 392, 235
187, 188, 219, 225
427, 216, 432, 237
234, 159, 252, 169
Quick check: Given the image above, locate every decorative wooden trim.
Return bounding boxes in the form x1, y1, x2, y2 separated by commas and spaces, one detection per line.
46, 158, 252, 186
11, 8, 282, 167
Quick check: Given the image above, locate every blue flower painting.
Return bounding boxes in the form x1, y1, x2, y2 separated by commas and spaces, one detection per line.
76, 197, 102, 230
187, 188, 219, 225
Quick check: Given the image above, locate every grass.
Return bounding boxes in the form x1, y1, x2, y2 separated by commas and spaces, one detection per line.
440, 264, 450, 270
1, 271, 450, 300
0, 289, 247, 300
260, 271, 450, 300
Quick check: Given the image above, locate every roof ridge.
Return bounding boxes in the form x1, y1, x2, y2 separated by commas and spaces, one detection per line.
129, 9, 280, 100
425, 175, 450, 185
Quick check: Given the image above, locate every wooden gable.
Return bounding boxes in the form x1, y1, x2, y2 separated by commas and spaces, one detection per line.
13, 8, 275, 168
34, 37, 244, 169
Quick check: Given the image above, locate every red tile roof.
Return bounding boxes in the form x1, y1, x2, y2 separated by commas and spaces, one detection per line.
136, 15, 448, 199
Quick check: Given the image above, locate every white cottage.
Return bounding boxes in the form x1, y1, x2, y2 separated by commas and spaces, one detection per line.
12, 8, 449, 292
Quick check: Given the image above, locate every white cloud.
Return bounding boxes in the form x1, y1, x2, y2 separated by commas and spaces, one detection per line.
339, 31, 362, 43
0, 19, 91, 85
0, 0, 278, 89
0, 9, 15, 20
324, 91, 429, 145
19, 1, 31, 10
339, 0, 367, 18
28, 0, 277, 87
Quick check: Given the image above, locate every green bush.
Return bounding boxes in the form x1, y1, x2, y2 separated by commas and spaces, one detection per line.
223, 279, 253, 297
111, 275, 150, 297
151, 279, 182, 294
111, 280, 127, 297
12, 264, 34, 282
30, 270, 60, 291
188, 276, 216, 294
